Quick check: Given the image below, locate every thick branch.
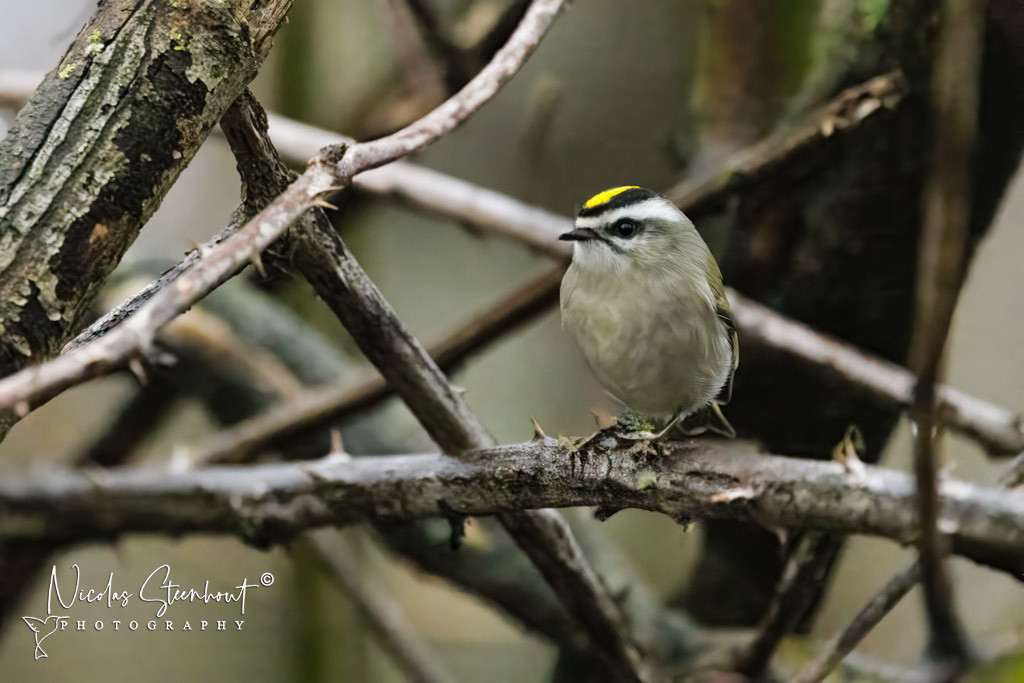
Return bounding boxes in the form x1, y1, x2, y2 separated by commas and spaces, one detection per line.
2, 439, 1023, 570
0, 0, 566, 417
0, 0, 290, 383
906, 0, 985, 667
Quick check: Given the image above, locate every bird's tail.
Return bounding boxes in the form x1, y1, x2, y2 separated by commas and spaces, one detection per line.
677, 401, 736, 439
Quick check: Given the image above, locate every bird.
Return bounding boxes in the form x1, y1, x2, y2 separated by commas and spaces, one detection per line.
559, 185, 737, 439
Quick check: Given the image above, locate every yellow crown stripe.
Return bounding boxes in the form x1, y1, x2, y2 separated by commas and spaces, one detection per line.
582, 186, 641, 209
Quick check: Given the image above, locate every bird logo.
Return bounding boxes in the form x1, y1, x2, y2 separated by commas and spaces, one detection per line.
22, 615, 66, 660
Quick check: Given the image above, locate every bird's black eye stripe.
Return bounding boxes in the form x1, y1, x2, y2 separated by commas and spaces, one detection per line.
612, 219, 638, 238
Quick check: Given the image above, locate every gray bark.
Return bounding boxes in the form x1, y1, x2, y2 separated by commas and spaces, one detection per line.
1, 438, 1022, 576
0, 0, 290, 378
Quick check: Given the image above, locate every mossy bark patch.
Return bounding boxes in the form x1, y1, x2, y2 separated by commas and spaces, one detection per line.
0, 0, 291, 376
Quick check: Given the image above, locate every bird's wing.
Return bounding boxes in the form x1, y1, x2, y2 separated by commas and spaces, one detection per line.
711, 279, 738, 405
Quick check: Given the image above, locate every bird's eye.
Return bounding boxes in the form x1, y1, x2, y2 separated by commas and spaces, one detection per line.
613, 220, 638, 238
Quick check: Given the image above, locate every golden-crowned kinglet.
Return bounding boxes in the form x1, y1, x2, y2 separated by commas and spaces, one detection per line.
559, 186, 737, 438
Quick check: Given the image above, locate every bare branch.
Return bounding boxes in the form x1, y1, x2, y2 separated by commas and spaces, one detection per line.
0, 0, 568, 417
72, 376, 180, 467
3, 440, 1024, 569
399, 0, 475, 92
197, 264, 562, 464
731, 296, 1024, 457
3, 70, 1018, 457
733, 532, 841, 677
304, 533, 456, 683
999, 452, 1024, 488
794, 562, 921, 683
0, 0, 291, 392
665, 71, 906, 212
906, 0, 986, 667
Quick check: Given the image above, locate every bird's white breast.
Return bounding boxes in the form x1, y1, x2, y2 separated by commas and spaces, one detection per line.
561, 262, 732, 420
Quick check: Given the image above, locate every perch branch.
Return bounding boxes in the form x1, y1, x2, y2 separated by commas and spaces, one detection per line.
2, 439, 1024, 570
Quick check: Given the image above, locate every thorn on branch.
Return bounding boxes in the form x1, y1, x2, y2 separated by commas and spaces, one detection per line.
530, 415, 547, 441
128, 357, 148, 386
249, 251, 267, 279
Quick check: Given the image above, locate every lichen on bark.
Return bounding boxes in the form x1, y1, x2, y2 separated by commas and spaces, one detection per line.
0, 0, 290, 380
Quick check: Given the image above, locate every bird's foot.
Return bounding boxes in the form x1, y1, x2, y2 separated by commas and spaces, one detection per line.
610, 411, 674, 462
611, 410, 660, 440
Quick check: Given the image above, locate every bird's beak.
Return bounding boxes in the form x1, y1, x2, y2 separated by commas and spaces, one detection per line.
559, 227, 599, 242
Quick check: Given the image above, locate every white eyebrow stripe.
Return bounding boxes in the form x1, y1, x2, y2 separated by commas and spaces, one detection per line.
576, 199, 684, 229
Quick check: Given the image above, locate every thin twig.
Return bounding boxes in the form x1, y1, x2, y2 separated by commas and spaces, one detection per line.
400, 0, 475, 92
664, 70, 906, 212
797, 428, 1024, 682
0, 0, 568, 415
72, 376, 180, 467
304, 533, 457, 683
733, 532, 841, 677
196, 264, 562, 464
794, 563, 921, 683
906, 0, 986, 669
3, 440, 1024, 570
999, 452, 1024, 488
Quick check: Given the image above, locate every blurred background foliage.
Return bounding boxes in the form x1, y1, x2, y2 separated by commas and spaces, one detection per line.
1, 0, 1023, 680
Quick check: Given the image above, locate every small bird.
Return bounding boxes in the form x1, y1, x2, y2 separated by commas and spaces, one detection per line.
559, 186, 737, 439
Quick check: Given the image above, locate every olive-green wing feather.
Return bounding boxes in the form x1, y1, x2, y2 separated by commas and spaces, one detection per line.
708, 260, 738, 405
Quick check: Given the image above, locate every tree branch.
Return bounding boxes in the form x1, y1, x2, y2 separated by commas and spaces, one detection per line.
400, 0, 475, 92
733, 531, 841, 677
2, 439, 1023, 570
0, 0, 567, 418
196, 263, 562, 464
3, 70, 1019, 458
905, 0, 986, 668
304, 533, 456, 683
794, 562, 921, 683
0, 0, 290, 390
